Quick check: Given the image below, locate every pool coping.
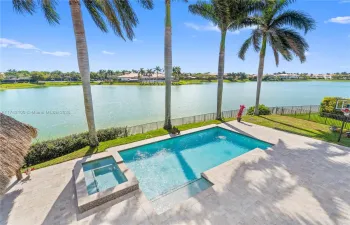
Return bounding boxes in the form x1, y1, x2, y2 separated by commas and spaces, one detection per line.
73, 152, 139, 213
108, 124, 274, 156
106, 123, 273, 216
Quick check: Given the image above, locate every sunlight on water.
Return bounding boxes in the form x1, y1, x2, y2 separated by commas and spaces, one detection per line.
120, 127, 271, 200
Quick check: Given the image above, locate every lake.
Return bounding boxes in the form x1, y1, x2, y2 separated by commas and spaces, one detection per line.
1, 81, 349, 140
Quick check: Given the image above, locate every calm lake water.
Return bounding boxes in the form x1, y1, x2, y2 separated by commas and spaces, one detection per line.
1, 81, 349, 140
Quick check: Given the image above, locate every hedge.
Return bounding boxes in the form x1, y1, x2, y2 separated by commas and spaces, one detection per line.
247, 104, 271, 115
25, 127, 127, 166
320, 97, 345, 115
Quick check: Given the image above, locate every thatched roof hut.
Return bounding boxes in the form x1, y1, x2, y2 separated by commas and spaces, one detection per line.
0, 113, 37, 195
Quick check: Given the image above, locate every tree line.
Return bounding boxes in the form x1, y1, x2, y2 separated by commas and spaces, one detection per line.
11, 0, 316, 147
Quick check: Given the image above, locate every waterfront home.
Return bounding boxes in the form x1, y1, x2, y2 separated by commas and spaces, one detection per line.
310, 74, 332, 80
117, 73, 139, 82
1, 77, 33, 84
277, 73, 300, 79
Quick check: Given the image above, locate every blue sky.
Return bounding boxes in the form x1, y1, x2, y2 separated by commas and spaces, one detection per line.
0, 0, 349, 74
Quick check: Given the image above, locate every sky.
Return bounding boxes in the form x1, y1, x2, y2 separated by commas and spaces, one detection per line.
0, 0, 349, 74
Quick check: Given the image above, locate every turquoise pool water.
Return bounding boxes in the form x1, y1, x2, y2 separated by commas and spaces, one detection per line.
82, 157, 127, 195
120, 127, 271, 200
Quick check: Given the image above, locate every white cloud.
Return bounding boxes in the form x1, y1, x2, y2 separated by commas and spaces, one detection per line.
340, 0, 350, 3
184, 22, 256, 35
133, 38, 143, 43
102, 50, 115, 55
185, 22, 220, 32
0, 38, 70, 57
305, 51, 311, 56
326, 16, 350, 24
0, 38, 38, 50
42, 51, 71, 56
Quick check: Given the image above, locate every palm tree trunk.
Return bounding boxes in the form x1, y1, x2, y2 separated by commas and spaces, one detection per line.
254, 34, 267, 116
164, 0, 172, 130
69, 0, 98, 146
216, 30, 226, 120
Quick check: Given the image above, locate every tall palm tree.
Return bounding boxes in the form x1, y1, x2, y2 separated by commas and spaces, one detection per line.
238, 0, 315, 115
146, 68, 154, 83
13, 0, 153, 146
163, 0, 187, 129
154, 66, 162, 82
172, 66, 181, 81
189, 0, 262, 120
138, 68, 145, 82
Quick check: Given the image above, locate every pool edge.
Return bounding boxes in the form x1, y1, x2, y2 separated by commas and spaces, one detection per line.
73, 152, 139, 213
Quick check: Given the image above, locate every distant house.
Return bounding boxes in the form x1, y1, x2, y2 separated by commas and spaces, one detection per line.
277, 73, 300, 79
118, 73, 139, 82
1, 77, 33, 84
311, 74, 332, 80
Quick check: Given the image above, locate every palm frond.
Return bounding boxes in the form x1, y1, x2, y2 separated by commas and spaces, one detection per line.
13, 0, 36, 14
83, 0, 108, 32
252, 29, 262, 52
100, 0, 125, 40
268, 31, 293, 62
273, 0, 296, 14
136, 0, 153, 10
238, 37, 252, 60
112, 0, 138, 40
271, 10, 316, 34
276, 28, 308, 62
41, 0, 60, 24
188, 1, 218, 25
272, 47, 279, 66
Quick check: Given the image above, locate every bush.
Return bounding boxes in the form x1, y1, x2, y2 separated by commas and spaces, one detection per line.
320, 97, 343, 115
25, 127, 127, 166
247, 104, 271, 115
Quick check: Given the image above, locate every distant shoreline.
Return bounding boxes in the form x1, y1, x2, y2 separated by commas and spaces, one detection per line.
1, 79, 349, 90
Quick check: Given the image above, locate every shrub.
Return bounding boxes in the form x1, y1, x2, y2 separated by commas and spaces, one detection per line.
25, 127, 127, 166
320, 97, 343, 115
247, 104, 271, 115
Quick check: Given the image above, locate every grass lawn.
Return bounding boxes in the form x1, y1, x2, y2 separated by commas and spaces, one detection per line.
242, 115, 350, 147
29, 118, 234, 170
287, 113, 350, 130
0, 82, 84, 90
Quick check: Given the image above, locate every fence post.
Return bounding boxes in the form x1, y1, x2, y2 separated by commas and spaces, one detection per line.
141, 125, 144, 134
338, 119, 346, 142
308, 105, 312, 120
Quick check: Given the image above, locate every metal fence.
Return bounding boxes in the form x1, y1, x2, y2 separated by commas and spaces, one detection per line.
126, 105, 321, 135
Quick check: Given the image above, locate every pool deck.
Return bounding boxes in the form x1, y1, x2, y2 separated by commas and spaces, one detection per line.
1, 121, 350, 225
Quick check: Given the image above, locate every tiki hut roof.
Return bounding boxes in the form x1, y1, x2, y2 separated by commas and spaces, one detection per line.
0, 113, 37, 195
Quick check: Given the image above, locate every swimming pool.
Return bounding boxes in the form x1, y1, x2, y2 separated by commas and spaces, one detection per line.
119, 127, 271, 200
82, 156, 127, 195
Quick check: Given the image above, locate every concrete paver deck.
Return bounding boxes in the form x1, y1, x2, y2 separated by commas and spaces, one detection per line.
1, 121, 349, 225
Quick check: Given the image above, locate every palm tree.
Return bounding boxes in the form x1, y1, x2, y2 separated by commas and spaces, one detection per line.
138, 68, 145, 82
164, 0, 187, 129
238, 0, 315, 115
154, 66, 162, 82
189, 0, 262, 120
146, 68, 154, 83
172, 66, 181, 81
13, 0, 153, 146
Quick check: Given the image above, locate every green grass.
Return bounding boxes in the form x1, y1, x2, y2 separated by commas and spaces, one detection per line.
28, 118, 234, 170
242, 115, 350, 147
0, 81, 85, 90
288, 113, 350, 130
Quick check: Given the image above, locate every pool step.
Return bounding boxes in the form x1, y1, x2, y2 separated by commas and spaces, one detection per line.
151, 178, 213, 214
